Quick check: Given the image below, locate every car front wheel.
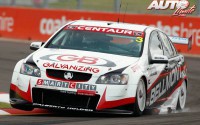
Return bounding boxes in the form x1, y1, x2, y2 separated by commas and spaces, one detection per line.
133, 78, 146, 116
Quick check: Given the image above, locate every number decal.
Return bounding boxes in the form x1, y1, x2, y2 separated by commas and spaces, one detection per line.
136, 37, 143, 43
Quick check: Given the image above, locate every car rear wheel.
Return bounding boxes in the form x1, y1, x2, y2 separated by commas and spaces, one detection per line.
177, 81, 187, 110
133, 78, 146, 116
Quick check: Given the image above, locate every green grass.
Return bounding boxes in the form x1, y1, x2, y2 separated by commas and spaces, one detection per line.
49, 0, 150, 13
48, 0, 198, 15
0, 102, 11, 108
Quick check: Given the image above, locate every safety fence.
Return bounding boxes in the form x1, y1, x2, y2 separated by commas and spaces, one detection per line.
0, 7, 200, 54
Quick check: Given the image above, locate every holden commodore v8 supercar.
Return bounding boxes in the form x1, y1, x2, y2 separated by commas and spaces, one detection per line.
10, 20, 190, 116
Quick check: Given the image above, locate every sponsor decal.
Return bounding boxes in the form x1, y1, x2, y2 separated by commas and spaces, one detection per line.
57, 54, 98, 64
77, 90, 96, 96
66, 107, 93, 112
40, 54, 116, 67
40, 16, 69, 35
170, 36, 188, 41
33, 103, 93, 112
43, 62, 100, 73
155, 57, 164, 60
39, 16, 90, 35
33, 103, 65, 109
131, 65, 140, 72
148, 66, 158, 77
59, 90, 96, 96
65, 25, 144, 37
0, 12, 14, 32
60, 90, 76, 95
149, 66, 181, 106
147, 0, 196, 17
64, 72, 73, 80
36, 79, 97, 91
135, 37, 144, 43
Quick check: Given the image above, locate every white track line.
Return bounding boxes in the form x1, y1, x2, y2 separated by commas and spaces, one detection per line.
0, 110, 10, 115
0, 93, 10, 115
0, 93, 9, 103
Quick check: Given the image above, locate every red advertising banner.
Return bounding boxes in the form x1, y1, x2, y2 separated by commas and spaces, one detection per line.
0, 7, 199, 54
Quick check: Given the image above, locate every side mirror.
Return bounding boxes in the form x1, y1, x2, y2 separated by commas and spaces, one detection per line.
150, 54, 168, 64
30, 42, 44, 50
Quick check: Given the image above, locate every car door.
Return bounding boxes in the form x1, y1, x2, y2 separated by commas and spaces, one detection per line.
147, 30, 167, 107
158, 31, 183, 105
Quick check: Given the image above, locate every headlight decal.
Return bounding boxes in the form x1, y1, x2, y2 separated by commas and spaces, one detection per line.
96, 74, 129, 85
20, 63, 41, 77
96, 66, 129, 85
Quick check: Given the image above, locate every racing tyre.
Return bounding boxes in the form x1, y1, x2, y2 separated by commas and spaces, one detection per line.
177, 81, 187, 110
133, 78, 146, 116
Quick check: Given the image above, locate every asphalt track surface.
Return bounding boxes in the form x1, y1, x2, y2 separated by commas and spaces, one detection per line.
0, 40, 200, 125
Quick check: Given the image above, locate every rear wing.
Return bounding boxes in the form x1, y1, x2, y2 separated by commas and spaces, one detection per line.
169, 36, 192, 50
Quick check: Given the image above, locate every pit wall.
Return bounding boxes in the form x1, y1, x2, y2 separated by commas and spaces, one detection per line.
0, 7, 200, 54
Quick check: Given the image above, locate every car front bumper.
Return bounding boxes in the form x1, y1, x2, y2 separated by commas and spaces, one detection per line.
10, 72, 137, 112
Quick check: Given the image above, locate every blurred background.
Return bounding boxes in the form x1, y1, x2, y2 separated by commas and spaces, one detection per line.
0, 0, 199, 16
0, 0, 199, 54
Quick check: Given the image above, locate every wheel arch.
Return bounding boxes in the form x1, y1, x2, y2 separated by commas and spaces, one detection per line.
14, 59, 24, 72
184, 78, 188, 89
141, 76, 148, 91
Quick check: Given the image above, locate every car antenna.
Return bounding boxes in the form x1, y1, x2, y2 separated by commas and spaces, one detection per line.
123, 2, 128, 23
117, 0, 122, 23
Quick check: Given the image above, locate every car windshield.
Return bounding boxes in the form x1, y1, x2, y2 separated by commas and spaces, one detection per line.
45, 27, 145, 57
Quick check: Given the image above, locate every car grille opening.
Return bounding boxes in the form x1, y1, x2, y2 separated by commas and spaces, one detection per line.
46, 69, 92, 82
32, 88, 100, 110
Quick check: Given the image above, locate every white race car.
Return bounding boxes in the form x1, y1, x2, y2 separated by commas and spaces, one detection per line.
10, 20, 190, 116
